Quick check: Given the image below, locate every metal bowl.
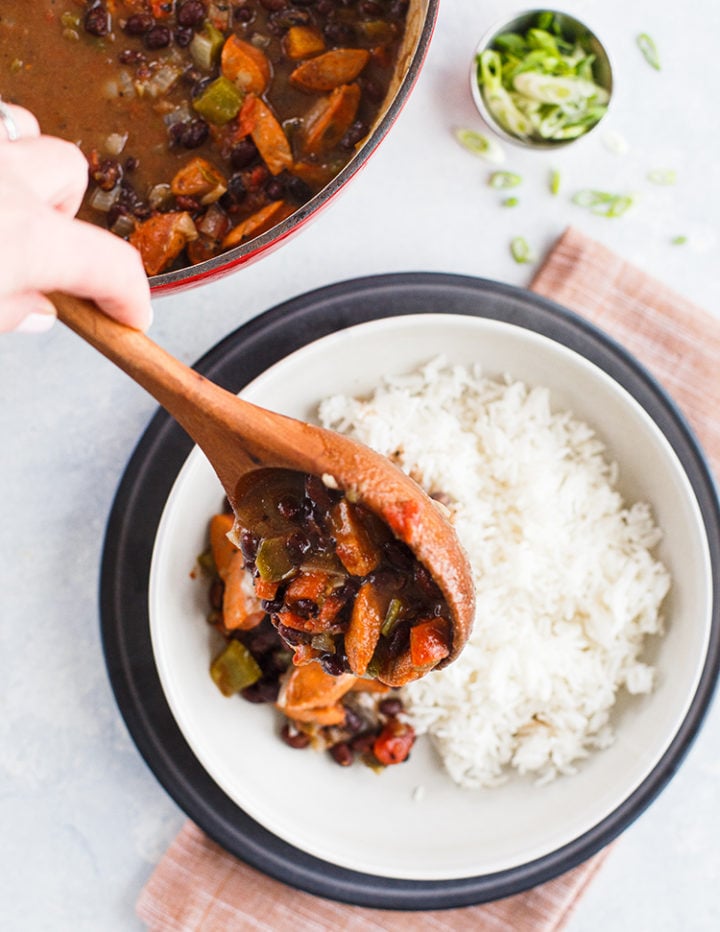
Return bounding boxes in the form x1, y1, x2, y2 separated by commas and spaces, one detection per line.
150, 0, 439, 296
470, 8, 613, 150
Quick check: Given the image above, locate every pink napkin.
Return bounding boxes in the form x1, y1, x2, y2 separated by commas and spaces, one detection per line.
137, 227, 720, 930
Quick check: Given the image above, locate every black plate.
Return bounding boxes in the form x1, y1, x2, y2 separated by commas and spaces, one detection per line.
100, 272, 720, 909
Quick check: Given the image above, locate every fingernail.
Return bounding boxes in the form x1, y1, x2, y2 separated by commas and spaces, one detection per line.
13, 312, 57, 334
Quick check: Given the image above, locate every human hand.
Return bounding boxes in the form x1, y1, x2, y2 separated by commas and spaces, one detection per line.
0, 101, 152, 334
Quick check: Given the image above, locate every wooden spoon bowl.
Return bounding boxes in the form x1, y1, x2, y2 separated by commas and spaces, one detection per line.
51, 292, 475, 678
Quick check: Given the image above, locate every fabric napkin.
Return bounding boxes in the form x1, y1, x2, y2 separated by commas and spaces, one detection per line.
137, 227, 720, 931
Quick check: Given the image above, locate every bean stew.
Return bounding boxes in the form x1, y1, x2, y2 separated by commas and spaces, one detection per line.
0, 1, 410, 276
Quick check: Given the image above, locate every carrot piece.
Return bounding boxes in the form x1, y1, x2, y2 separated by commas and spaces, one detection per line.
409, 617, 451, 668
285, 571, 333, 605
254, 577, 279, 601
221, 200, 292, 249
170, 157, 227, 204
284, 25, 326, 60
291, 160, 338, 189
240, 94, 294, 175
349, 678, 390, 694
329, 499, 381, 575
279, 660, 356, 710
290, 48, 370, 92
209, 513, 237, 580
283, 703, 346, 726
221, 34, 271, 94
299, 83, 361, 156
223, 551, 265, 630
129, 211, 197, 276
290, 643, 323, 666
344, 581, 387, 676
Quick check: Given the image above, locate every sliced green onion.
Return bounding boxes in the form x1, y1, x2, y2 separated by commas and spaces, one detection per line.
671, 235, 687, 245
502, 196, 519, 207
489, 170, 522, 189
454, 127, 505, 163
647, 169, 677, 185
510, 236, 534, 264
637, 33, 661, 71
550, 169, 561, 195
572, 189, 635, 218
474, 14, 610, 143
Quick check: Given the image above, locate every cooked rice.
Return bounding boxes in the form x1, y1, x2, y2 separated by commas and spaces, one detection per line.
318, 357, 670, 787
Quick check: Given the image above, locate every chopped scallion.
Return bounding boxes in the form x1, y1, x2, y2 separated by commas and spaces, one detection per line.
510, 236, 534, 264
637, 33, 661, 71
475, 13, 610, 143
647, 169, 676, 185
454, 127, 505, 163
489, 170, 522, 189
503, 196, 519, 207
550, 169, 561, 195
671, 235, 687, 245
572, 189, 635, 218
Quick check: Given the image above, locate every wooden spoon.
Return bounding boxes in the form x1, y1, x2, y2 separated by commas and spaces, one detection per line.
51, 292, 475, 676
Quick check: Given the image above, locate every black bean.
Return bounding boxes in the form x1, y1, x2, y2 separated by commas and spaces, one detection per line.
280, 723, 311, 748
386, 620, 410, 657
145, 24, 172, 49
343, 705, 365, 733
180, 118, 209, 148
286, 530, 312, 562
360, 1, 383, 14
265, 177, 285, 200
361, 77, 385, 104
124, 156, 139, 172
349, 731, 376, 753
286, 174, 312, 203
230, 138, 259, 170
324, 22, 355, 45
177, 0, 207, 28
234, 8, 253, 24
241, 678, 280, 703
320, 653, 346, 676
269, 8, 311, 30
261, 597, 284, 614
293, 598, 318, 618
275, 622, 311, 646
367, 568, 405, 592
124, 12, 155, 35
315, 0, 333, 14
329, 741, 354, 766
174, 26, 194, 47
340, 119, 368, 149
260, 0, 287, 10
239, 530, 260, 562
84, 5, 111, 37
242, 618, 281, 655
277, 494, 302, 521
378, 697, 403, 717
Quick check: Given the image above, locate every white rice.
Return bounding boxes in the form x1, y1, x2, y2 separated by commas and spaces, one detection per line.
319, 357, 671, 788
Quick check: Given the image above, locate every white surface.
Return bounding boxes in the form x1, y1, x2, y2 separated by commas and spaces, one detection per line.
150, 314, 711, 880
1, 0, 718, 928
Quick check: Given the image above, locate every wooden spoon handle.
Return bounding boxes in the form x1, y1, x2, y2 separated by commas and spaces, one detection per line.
49, 292, 273, 497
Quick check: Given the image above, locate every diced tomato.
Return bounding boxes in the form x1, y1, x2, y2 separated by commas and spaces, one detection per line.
373, 719, 415, 765
409, 618, 451, 668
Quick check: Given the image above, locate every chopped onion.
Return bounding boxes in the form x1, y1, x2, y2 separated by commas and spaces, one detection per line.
89, 184, 120, 213
144, 64, 182, 99
163, 102, 192, 128
111, 214, 136, 238
148, 183, 174, 210
104, 132, 128, 156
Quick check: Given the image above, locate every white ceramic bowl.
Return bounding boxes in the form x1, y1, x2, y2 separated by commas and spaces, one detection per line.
146, 301, 715, 889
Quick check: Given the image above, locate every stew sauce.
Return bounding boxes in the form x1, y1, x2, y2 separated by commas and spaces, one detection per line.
0, 1, 409, 275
